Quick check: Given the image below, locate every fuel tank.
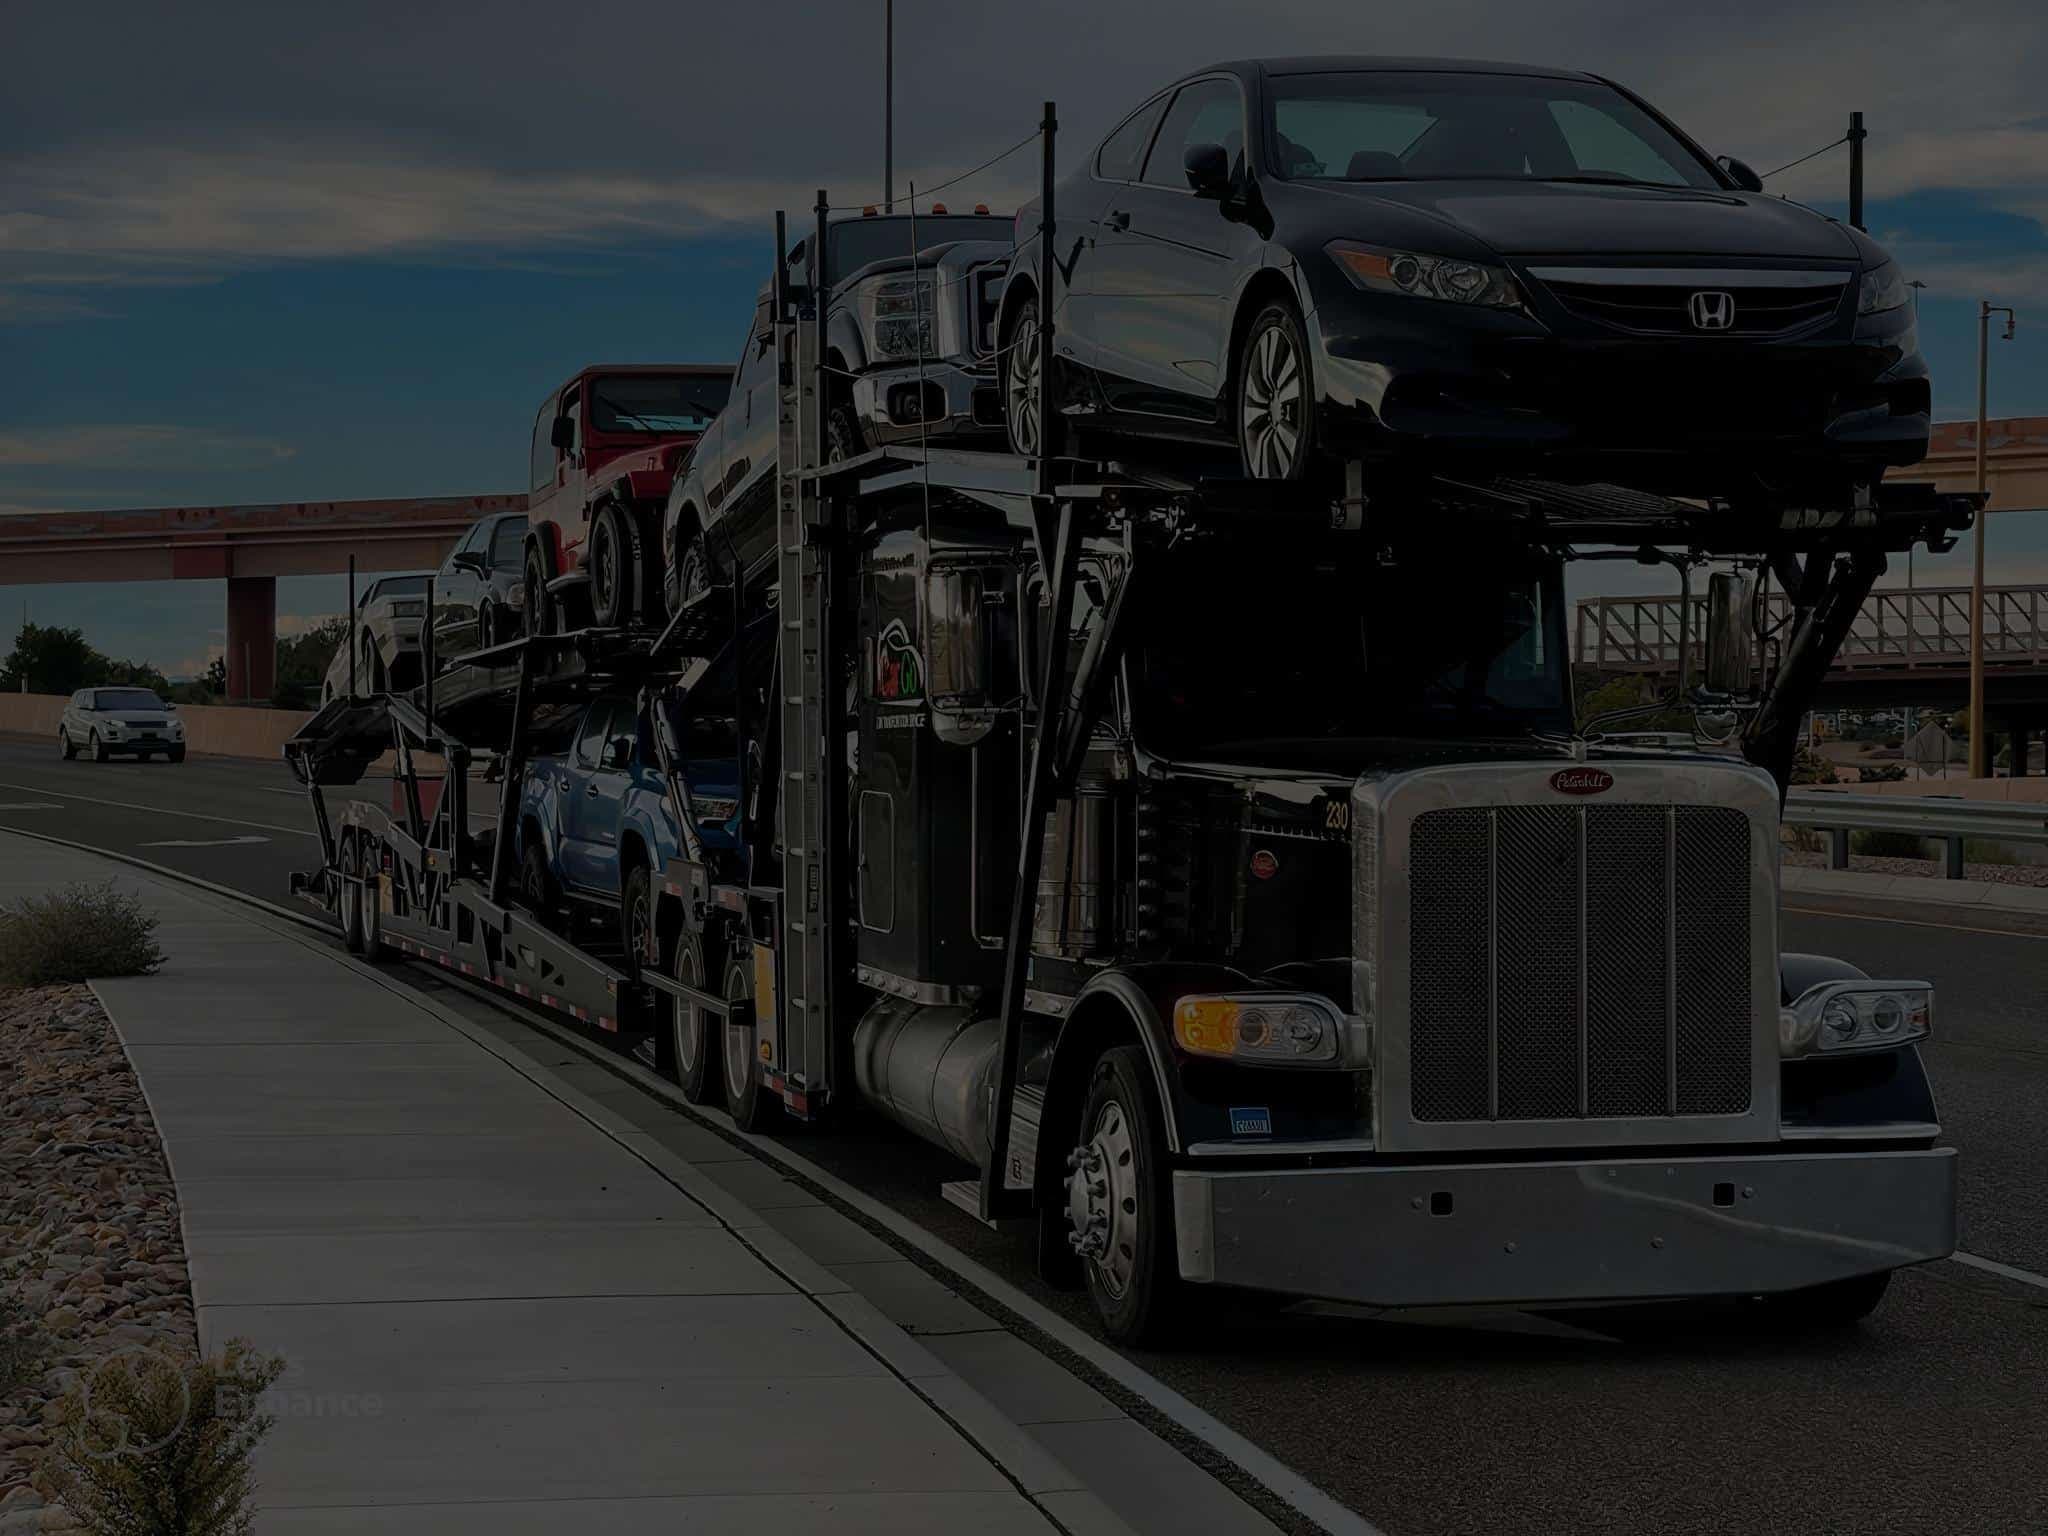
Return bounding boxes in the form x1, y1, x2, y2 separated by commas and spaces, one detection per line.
851, 996, 1002, 1166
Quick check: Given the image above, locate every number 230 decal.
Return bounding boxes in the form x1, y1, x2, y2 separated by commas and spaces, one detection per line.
1323, 798, 1350, 832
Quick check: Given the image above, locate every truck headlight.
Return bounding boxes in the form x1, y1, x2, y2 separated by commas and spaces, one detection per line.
1173, 992, 1344, 1066
856, 272, 938, 361
1780, 979, 1931, 1058
1858, 260, 1909, 316
1327, 240, 1527, 313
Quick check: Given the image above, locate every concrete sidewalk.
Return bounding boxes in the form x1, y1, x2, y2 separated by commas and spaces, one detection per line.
1, 834, 1130, 1534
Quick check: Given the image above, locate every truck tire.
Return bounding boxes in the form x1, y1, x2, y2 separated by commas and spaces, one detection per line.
520, 840, 559, 931
671, 930, 720, 1106
338, 837, 367, 956
620, 868, 651, 977
524, 546, 556, 638
588, 502, 635, 629
1069, 1044, 1185, 1346
721, 949, 778, 1133
1751, 1271, 1892, 1330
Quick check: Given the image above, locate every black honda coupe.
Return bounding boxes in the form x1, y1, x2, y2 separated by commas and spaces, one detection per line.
996, 57, 1927, 503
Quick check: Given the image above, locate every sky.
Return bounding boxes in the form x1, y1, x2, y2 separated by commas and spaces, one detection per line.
3, 0, 2046, 676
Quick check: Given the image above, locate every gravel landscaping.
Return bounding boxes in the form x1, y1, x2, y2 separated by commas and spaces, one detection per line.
0, 984, 197, 1533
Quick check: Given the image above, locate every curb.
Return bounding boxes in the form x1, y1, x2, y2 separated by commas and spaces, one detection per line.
23, 837, 1138, 1536
1783, 864, 2048, 914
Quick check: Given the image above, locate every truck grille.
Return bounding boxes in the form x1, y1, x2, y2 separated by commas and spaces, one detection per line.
1408, 803, 1752, 1123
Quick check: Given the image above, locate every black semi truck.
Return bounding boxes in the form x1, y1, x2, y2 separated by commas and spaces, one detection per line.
288, 206, 1976, 1345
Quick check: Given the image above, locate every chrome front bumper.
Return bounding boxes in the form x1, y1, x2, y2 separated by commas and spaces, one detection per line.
851, 360, 1003, 447
1172, 1147, 1956, 1306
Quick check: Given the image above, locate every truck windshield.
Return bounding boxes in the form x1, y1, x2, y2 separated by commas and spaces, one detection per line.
1125, 548, 1571, 755
587, 372, 734, 434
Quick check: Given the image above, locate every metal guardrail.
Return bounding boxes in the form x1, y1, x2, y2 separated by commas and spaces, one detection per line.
1783, 790, 2048, 878
1578, 584, 2048, 674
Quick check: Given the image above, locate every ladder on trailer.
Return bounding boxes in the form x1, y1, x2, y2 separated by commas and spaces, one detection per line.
764, 201, 842, 1112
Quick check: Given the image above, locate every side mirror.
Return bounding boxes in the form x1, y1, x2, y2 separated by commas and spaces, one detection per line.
549, 415, 575, 451
1184, 142, 1232, 198
1717, 155, 1764, 194
1703, 571, 1755, 697
603, 738, 632, 771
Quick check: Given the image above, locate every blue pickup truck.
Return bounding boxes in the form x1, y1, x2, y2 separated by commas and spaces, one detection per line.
514, 693, 739, 956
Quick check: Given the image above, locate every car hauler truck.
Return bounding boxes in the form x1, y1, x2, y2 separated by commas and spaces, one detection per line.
287, 199, 1977, 1346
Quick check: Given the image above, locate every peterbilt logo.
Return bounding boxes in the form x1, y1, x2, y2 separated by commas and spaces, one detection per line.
1550, 768, 1614, 796
1689, 290, 1735, 331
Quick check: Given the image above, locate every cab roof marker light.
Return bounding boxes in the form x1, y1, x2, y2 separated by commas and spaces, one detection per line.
1779, 979, 1932, 1059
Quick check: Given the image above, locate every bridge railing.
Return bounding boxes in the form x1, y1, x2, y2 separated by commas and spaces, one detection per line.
1784, 789, 2048, 878
1576, 585, 2048, 673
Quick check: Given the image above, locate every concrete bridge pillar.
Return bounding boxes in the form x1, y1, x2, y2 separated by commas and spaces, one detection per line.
225, 575, 276, 703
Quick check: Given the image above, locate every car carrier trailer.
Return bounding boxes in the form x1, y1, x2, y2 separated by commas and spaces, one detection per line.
288, 194, 1980, 1345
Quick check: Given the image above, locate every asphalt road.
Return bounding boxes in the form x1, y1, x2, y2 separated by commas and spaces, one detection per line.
6, 733, 2046, 1536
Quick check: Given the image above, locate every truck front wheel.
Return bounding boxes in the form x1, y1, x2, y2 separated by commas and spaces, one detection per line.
1069, 1045, 1184, 1345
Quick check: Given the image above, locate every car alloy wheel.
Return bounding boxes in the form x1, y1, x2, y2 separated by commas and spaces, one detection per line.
1238, 304, 1313, 481
524, 548, 554, 638
59, 729, 75, 760
90, 731, 108, 763
477, 603, 496, 651
827, 402, 863, 464
1005, 298, 1043, 458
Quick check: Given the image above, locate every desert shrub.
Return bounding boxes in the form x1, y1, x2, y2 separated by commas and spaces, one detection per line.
1851, 829, 1929, 859
0, 881, 163, 988
1858, 763, 1909, 784
42, 1342, 284, 1536
1790, 745, 1838, 785
1962, 839, 2021, 867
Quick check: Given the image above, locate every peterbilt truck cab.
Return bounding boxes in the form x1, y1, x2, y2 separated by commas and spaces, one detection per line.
836, 510, 1951, 1343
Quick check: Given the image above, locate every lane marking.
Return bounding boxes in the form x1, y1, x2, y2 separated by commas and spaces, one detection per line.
0, 801, 63, 810
1783, 905, 2048, 942
141, 835, 272, 849
1952, 1250, 2048, 1293
0, 780, 316, 839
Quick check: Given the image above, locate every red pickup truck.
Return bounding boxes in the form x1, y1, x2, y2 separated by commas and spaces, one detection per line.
522, 364, 734, 634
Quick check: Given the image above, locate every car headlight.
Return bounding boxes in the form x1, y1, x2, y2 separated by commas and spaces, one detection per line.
102, 722, 122, 737
1858, 260, 1909, 315
1327, 240, 1526, 313
855, 272, 938, 361
692, 795, 739, 823
1779, 979, 1931, 1058
1172, 992, 1345, 1066
505, 583, 527, 610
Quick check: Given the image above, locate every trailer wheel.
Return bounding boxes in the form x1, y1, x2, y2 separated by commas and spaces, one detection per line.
358, 847, 384, 958
671, 931, 721, 1106
721, 949, 777, 1133
1069, 1045, 1185, 1346
337, 837, 367, 956
588, 502, 634, 629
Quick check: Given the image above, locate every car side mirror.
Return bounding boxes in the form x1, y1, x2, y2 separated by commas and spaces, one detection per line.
1184, 142, 1232, 198
1717, 155, 1764, 194
603, 739, 632, 771
1703, 571, 1755, 697
549, 415, 575, 451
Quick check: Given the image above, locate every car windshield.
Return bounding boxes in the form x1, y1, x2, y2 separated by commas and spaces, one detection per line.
1266, 71, 1720, 189
93, 689, 164, 711
1125, 548, 1571, 755
819, 215, 1014, 280
372, 576, 430, 601
587, 372, 734, 434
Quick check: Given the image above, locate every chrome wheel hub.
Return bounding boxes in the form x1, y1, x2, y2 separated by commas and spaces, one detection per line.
1066, 1100, 1140, 1298
1006, 310, 1041, 456
722, 960, 752, 1099
1241, 324, 1302, 479
674, 944, 702, 1076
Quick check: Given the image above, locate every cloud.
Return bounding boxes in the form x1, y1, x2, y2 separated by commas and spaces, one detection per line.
0, 425, 298, 472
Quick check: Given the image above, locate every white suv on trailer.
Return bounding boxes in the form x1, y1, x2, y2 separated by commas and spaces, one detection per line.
59, 687, 186, 763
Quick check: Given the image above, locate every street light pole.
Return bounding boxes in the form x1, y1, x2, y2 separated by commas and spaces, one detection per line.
1969, 300, 2017, 777
883, 0, 893, 210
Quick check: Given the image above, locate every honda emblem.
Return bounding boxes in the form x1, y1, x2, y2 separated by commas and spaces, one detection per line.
1550, 768, 1614, 796
1689, 290, 1735, 331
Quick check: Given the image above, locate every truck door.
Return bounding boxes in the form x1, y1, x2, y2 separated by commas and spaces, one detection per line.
557, 700, 618, 893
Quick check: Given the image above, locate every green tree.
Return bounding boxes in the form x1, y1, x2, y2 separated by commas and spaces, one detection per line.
1575, 672, 1694, 734
272, 615, 349, 709
0, 622, 169, 698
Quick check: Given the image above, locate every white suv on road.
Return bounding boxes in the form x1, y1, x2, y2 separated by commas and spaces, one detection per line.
59, 688, 187, 763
